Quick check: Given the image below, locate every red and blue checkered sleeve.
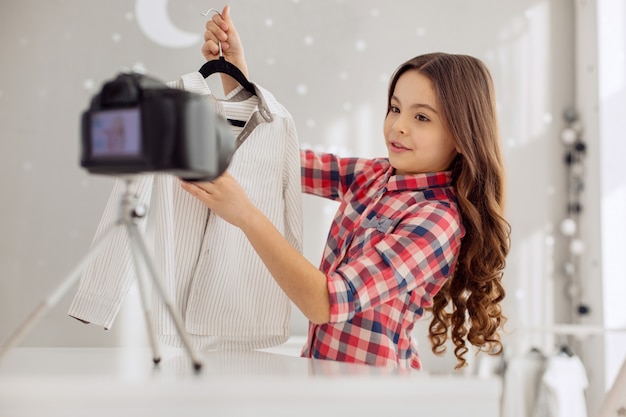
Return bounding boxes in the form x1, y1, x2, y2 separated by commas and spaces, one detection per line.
327, 203, 464, 323
300, 149, 371, 201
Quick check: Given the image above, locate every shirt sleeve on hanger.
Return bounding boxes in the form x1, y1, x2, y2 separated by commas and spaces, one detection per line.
67, 174, 155, 329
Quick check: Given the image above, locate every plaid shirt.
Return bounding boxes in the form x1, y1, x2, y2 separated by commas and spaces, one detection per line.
300, 150, 465, 369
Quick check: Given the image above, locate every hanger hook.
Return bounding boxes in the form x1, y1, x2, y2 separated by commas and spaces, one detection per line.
201, 8, 222, 17
201, 8, 223, 57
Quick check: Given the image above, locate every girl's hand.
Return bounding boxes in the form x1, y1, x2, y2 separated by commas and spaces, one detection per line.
180, 172, 256, 229
202, 5, 248, 74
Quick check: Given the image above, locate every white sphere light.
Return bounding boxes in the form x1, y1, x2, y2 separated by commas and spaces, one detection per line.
561, 127, 578, 145
567, 282, 581, 298
571, 163, 584, 176
569, 238, 585, 255
560, 218, 577, 236
571, 120, 583, 133
563, 261, 576, 276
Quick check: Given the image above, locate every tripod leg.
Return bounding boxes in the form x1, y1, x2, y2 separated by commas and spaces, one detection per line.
126, 223, 203, 371
126, 224, 162, 365
0, 224, 121, 361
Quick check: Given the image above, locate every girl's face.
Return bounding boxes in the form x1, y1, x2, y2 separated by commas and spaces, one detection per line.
384, 70, 459, 175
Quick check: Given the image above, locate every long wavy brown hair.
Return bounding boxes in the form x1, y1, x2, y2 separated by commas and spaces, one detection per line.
387, 53, 511, 369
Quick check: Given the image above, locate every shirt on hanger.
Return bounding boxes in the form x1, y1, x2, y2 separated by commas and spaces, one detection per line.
501, 349, 547, 417
533, 353, 589, 417
68, 73, 303, 351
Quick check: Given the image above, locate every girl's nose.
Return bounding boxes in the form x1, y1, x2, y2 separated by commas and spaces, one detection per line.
393, 116, 408, 135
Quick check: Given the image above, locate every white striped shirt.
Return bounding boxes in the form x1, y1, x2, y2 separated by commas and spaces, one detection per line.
68, 73, 303, 350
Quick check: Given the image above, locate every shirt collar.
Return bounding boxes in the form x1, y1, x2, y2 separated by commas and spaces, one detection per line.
226, 84, 274, 123
386, 168, 453, 192
181, 71, 276, 123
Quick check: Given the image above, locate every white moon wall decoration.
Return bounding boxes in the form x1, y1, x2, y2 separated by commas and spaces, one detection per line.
135, 0, 200, 48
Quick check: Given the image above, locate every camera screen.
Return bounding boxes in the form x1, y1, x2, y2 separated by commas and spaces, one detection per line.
90, 108, 141, 158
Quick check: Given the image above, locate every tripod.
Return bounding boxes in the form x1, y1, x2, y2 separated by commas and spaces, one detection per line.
0, 178, 203, 371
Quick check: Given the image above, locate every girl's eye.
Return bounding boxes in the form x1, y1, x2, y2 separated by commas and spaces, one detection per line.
416, 114, 430, 122
388, 106, 400, 113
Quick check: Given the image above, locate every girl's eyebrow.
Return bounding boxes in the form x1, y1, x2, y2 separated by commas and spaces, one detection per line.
391, 95, 438, 114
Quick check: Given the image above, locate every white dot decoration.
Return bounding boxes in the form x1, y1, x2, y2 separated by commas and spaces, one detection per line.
543, 113, 553, 124
83, 79, 95, 90
265, 18, 274, 27
112, 33, 122, 42
132, 63, 147, 74
303, 36, 314, 46
296, 84, 308, 95
355, 40, 367, 51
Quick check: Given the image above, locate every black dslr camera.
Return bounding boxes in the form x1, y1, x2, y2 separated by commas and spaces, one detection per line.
81, 72, 235, 181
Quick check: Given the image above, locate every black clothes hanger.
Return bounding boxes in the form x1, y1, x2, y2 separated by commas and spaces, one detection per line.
198, 56, 256, 97
559, 344, 574, 357
198, 55, 253, 128
198, 9, 256, 128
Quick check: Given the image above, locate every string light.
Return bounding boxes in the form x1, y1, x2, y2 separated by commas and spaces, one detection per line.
560, 108, 590, 317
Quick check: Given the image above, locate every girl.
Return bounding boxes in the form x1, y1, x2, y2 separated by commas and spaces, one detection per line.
182, 6, 510, 370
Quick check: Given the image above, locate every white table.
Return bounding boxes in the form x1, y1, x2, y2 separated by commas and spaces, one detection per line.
0, 348, 502, 417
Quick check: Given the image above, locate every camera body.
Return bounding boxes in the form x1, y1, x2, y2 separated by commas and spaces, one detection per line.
81, 72, 235, 181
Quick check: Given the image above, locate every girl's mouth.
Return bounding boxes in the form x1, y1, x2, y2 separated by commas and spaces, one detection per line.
389, 141, 410, 152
